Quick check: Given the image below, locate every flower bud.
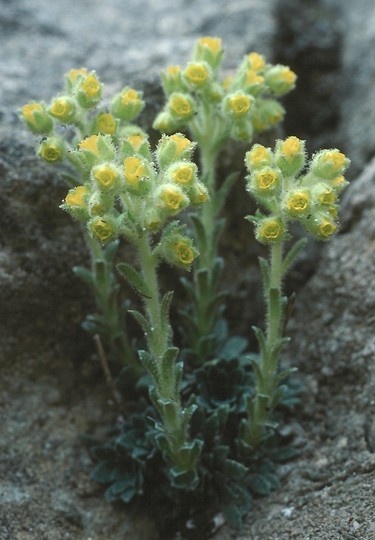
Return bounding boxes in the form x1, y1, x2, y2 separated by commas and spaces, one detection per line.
76, 72, 102, 108
223, 92, 254, 119
65, 67, 88, 86
304, 212, 337, 241
265, 65, 297, 96
167, 161, 197, 187
62, 185, 89, 220
162, 234, 198, 268
156, 133, 195, 169
161, 65, 186, 94
110, 88, 144, 121
89, 216, 117, 243
188, 181, 210, 205
283, 189, 312, 218
230, 118, 254, 142
21, 102, 53, 134
248, 166, 281, 197
49, 96, 77, 124
38, 137, 65, 163
255, 217, 285, 244
123, 156, 151, 195
87, 191, 113, 216
119, 130, 151, 160
78, 134, 115, 162
275, 136, 305, 177
252, 99, 285, 132
167, 93, 196, 122
91, 163, 121, 193
183, 62, 211, 89
152, 110, 178, 133
330, 175, 349, 193
156, 184, 189, 215
247, 52, 266, 72
143, 208, 164, 232
245, 144, 273, 172
193, 37, 224, 69
311, 182, 337, 206
65, 185, 88, 208
242, 69, 264, 95
310, 149, 350, 180
93, 112, 118, 135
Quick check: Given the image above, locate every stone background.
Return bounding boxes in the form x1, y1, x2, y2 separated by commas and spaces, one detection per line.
1, 0, 375, 539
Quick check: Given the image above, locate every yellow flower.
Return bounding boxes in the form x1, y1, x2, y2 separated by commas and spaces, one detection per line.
121, 88, 141, 107
286, 191, 311, 216
39, 139, 64, 163
184, 62, 210, 87
257, 218, 284, 243
255, 169, 279, 191
168, 93, 195, 119
174, 241, 195, 265
226, 93, 252, 118
92, 164, 119, 190
21, 102, 53, 134
49, 97, 76, 123
169, 134, 192, 156
247, 52, 266, 72
318, 218, 337, 239
317, 188, 337, 205
66, 67, 88, 82
167, 65, 182, 78
81, 74, 101, 98
245, 70, 264, 86
246, 144, 272, 170
124, 156, 147, 187
22, 102, 43, 121
96, 113, 117, 134
281, 136, 302, 158
90, 218, 114, 242
158, 185, 187, 211
197, 37, 222, 55
321, 151, 346, 172
190, 182, 209, 205
312, 149, 350, 180
266, 66, 297, 95
127, 134, 145, 150
65, 186, 88, 207
171, 163, 195, 186
79, 135, 100, 155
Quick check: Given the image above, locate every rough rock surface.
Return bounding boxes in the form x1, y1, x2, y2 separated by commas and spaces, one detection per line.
1, 0, 375, 539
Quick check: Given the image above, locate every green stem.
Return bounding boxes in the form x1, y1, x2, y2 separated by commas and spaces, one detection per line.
242, 241, 285, 451
84, 232, 140, 373
136, 231, 170, 361
135, 230, 195, 464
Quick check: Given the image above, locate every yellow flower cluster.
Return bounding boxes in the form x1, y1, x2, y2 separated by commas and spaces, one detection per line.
245, 136, 350, 243
60, 130, 206, 251
153, 36, 296, 143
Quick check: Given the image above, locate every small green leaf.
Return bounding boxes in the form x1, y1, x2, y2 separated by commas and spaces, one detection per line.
213, 171, 238, 214
129, 309, 152, 338
248, 473, 272, 496
223, 459, 248, 480
104, 239, 120, 263
117, 262, 152, 298
92, 461, 115, 484
73, 266, 94, 287
218, 336, 248, 360
190, 214, 207, 252
282, 237, 308, 275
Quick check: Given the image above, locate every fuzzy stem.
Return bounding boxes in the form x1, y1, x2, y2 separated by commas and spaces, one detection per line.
135, 230, 192, 460
242, 240, 285, 450
84, 232, 139, 373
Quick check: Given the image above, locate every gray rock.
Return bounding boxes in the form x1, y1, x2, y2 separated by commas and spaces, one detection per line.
2, 0, 375, 538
